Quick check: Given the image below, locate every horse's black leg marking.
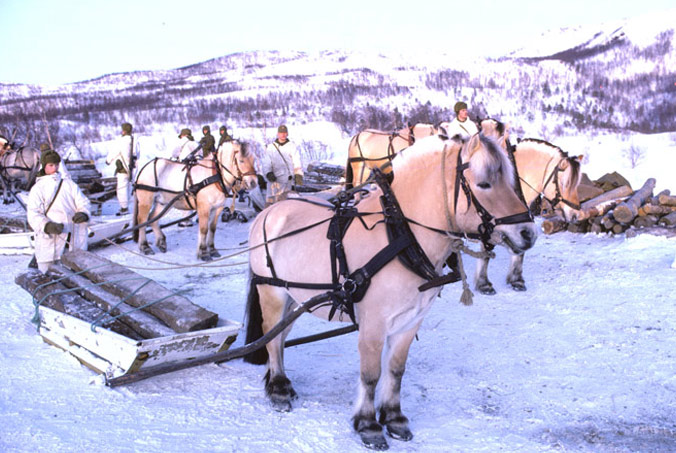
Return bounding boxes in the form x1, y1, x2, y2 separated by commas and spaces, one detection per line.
353, 376, 388, 450
476, 281, 496, 295
140, 241, 155, 255
264, 370, 297, 413
198, 245, 212, 261
156, 236, 167, 253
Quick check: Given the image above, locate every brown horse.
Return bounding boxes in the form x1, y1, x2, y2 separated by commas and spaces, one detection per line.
133, 140, 257, 260
244, 133, 538, 450
473, 127, 583, 294
344, 123, 439, 189
0, 144, 40, 204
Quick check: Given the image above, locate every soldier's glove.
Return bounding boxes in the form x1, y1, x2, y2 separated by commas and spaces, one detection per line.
72, 212, 89, 224
266, 172, 277, 183
44, 221, 64, 235
294, 174, 303, 186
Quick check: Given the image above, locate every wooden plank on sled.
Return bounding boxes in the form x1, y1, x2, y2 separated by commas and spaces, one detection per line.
35, 303, 240, 380
15, 270, 144, 340
48, 263, 176, 339
60, 250, 219, 333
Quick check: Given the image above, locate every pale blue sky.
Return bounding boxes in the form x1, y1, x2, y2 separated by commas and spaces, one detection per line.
1, 0, 674, 86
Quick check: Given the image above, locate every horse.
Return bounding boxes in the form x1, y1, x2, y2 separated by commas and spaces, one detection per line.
0, 143, 40, 204
132, 140, 257, 260
473, 124, 583, 295
344, 123, 439, 189
243, 132, 538, 450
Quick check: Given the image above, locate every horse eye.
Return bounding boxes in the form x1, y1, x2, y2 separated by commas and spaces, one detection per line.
477, 182, 491, 189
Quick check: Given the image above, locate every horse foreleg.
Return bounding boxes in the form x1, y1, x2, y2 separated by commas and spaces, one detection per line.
474, 245, 496, 295
196, 203, 211, 261
208, 205, 224, 258
506, 253, 526, 291
353, 327, 388, 450
147, 204, 166, 253
260, 287, 297, 412
378, 324, 420, 443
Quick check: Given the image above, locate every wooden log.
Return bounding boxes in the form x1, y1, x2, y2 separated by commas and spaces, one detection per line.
639, 204, 676, 216
15, 270, 144, 340
612, 223, 629, 235
579, 199, 620, 220
577, 183, 605, 203
589, 222, 606, 234
594, 172, 632, 192
658, 194, 676, 207
612, 178, 656, 224
580, 185, 633, 211
601, 211, 617, 230
541, 215, 567, 234
633, 215, 659, 229
658, 211, 676, 227
650, 189, 670, 205
48, 264, 176, 339
567, 220, 589, 233
60, 250, 218, 333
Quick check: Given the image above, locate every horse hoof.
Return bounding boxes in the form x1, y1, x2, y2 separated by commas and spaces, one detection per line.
477, 284, 496, 295
140, 245, 155, 255
385, 424, 413, 441
510, 282, 527, 291
270, 398, 293, 413
210, 250, 221, 258
221, 212, 232, 223
157, 242, 167, 253
360, 431, 389, 451
199, 254, 212, 262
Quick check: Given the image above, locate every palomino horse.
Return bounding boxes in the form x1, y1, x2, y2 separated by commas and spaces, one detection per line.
0, 142, 40, 204
345, 123, 439, 189
133, 140, 257, 260
473, 125, 583, 294
244, 133, 538, 450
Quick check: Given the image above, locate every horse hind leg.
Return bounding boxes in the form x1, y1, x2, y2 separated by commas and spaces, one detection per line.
506, 253, 526, 291
135, 192, 155, 255
245, 283, 298, 412
196, 203, 212, 261
208, 205, 223, 258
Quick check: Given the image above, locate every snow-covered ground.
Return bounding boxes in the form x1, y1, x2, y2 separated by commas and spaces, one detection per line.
1, 130, 676, 452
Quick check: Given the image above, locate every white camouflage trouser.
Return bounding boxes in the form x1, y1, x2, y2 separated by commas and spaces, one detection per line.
265, 180, 293, 206
116, 173, 130, 209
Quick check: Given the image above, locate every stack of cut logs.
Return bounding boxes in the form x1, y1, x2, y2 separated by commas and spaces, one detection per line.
65, 160, 117, 211
15, 250, 218, 340
542, 171, 676, 237
297, 162, 345, 192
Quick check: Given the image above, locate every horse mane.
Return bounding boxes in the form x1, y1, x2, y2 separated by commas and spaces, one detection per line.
518, 138, 581, 190
467, 134, 515, 187
478, 118, 505, 137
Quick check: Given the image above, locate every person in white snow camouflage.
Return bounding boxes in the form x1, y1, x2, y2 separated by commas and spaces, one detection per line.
27, 150, 90, 272
106, 122, 139, 216
446, 101, 479, 140
262, 124, 303, 206
171, 128, 199, 161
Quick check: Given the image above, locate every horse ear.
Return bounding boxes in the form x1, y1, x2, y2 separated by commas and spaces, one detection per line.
575, 154, 584, 162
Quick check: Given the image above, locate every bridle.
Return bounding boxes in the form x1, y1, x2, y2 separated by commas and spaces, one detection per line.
450, 137, 533, 251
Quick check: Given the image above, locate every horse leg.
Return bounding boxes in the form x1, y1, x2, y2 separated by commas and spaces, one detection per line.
506, 253, 526, 291
474, 245, 496, 295
208, 205, 223, 258
196, 203, 211, 261
147, 204, 167, 253
377, 324, 420, 443
136, 193, 155, 255
259, 286, 297, 412
353, 326, 388, 450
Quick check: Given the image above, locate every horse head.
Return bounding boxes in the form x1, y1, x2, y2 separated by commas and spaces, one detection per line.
454, 133, 537, 254
218, 140, 258, 191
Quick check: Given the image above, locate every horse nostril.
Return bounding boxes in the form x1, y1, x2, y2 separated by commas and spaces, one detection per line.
521, 229, 533, 242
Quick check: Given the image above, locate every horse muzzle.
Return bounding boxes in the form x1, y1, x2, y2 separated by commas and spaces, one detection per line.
494, 223, 539, 254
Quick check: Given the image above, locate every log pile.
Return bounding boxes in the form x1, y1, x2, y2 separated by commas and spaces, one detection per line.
543, 171, 676, 237
15, 250, 218, 340
298, 162, 345, 192
64, 160, 117, 210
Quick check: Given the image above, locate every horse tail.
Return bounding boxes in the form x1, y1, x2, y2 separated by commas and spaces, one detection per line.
243, 272, 268, 365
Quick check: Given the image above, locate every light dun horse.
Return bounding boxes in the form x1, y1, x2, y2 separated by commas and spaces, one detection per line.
244, 133, 538, 450
133, 140, 257, 260
474, 123, 583, 294
0, 137, 40, 204
345, 123, 439, 189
